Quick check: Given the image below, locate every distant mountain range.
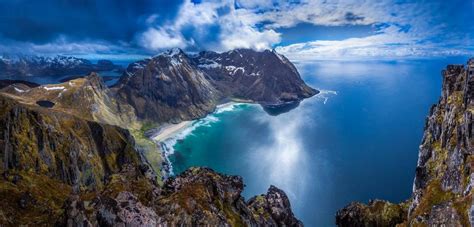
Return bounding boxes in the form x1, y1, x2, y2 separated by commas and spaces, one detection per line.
0, 55, 122, 77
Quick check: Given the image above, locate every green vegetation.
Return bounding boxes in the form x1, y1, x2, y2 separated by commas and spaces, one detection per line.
0, 171, 72, 226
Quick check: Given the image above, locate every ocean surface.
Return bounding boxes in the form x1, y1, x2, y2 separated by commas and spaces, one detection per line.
163, 58, 469, 226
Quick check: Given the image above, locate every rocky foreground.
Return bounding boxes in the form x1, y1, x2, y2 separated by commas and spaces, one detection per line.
336, 59, 474, 226
0, 49, 310, 225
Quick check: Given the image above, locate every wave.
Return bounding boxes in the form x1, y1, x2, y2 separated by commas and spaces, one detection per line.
314, 89, 337, 104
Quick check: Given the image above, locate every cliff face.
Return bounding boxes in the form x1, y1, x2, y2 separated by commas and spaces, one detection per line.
336, 59, 474, 226
114, 49, 218, 123
0, 93, 155, 225
193, 49, 318, 107
0, 94, 143, 189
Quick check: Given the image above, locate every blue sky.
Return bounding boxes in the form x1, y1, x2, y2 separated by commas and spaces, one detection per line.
0, 0, 472, 60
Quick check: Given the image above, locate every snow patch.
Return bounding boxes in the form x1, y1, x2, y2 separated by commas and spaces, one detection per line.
43, 86, 65, 91
225, 65, 245, 75
249, 71, 261, 76
13, 87, 25, 93
198, 62, 221, 69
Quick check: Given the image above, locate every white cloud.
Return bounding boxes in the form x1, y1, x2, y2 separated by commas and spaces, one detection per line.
218, 9, 281, 50
0, 36, 127, 56
275, 25, 472, 61
139, 28, 188, 50
138, 0, 281, 52
139, 0, 472, 58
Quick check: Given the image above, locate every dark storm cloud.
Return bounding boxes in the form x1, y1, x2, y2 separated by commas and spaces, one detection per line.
344, 12, 364, 22
0, 0, 183, 44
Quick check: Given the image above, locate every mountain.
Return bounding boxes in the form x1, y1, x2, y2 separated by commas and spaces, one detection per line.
114, 48, 318, 122
0, 73, 136, 128
336, 59, 474, 226
192, 48, 318, 107
114, 49, 217, 123
0, 79, 40, 89
0, 55, 122, 77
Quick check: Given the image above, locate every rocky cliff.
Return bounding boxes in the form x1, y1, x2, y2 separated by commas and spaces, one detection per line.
114, 49, 218, 123
336, 59, 474, 226
193, 48, 318, 107
0, 93, 156, 225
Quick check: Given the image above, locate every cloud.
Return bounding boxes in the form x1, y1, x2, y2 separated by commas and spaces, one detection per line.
0, 0, 472, 58
275, 25, 472, 61
135, 0, 472, 58
139, 28, 188, 50
137, 0, 281, 52
0, 36, 138, 58
0, 0, 180, 44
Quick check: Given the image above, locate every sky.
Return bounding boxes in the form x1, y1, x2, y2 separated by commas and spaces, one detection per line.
0, 0, 473, 61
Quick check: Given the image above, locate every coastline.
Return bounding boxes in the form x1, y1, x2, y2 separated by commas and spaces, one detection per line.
151, 101, 245, 142
149, 101, 250, 177
151, 121, 193, 142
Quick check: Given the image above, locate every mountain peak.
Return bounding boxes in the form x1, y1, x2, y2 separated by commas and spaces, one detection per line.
155, 48, 186, 58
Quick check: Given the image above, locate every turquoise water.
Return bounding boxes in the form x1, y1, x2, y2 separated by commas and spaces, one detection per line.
166, 58, 468, 226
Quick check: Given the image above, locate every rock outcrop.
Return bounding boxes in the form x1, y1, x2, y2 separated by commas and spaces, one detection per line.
336, 59, 474, 226
1, 73, 137, 128
193, 48, 318, 107
0, 55, 122, 77
114, 49, 218, 123
335, 200, 408, 227
66, 167, 301, 226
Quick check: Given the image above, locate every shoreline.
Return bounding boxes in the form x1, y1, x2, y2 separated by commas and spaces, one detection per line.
149, 101, 250, 176
151, 121, 193, 142
150, 101, 247, 142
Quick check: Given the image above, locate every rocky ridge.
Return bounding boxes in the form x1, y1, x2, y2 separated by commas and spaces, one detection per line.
192, 48, 317, 107
336, 59, 474, 226
114, 48, 217, 123
0, 73, 137, 128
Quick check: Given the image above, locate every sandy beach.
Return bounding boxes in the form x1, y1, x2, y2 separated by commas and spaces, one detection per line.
151, 101, 246, 142
152, 121, 193, 142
